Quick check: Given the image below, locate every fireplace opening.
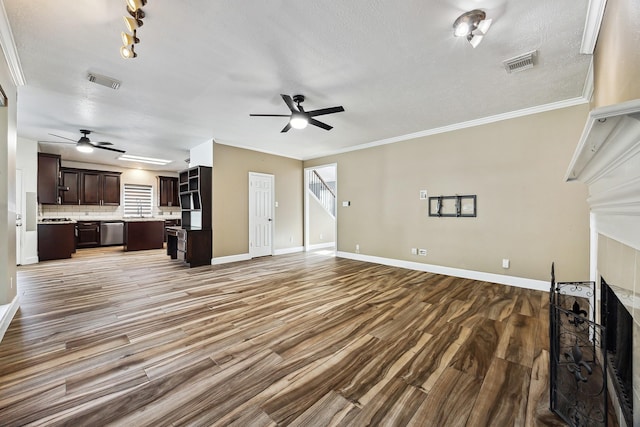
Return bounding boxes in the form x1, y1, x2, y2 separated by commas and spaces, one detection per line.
601, 278, 633, 426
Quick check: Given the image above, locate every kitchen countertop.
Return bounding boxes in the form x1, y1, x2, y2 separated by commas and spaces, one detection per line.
39, 216, 180, 224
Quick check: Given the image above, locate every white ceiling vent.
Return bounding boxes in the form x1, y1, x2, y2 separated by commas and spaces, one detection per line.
503, 50, 538, 74
87, 72, 121, 90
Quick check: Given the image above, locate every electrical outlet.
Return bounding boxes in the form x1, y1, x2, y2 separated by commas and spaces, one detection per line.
342, 201, 351, 207
411, 248, 417, 255
355, 244, 360, 254
502, 258, 510, 269
418, 249, 427, 256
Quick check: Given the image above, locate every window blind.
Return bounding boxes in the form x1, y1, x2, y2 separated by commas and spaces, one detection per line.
123, 184, 153, 217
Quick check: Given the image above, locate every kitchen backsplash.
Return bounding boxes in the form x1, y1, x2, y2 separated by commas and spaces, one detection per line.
41, 204, 181, 219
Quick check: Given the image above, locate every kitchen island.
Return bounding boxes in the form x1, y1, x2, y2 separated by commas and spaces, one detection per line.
123, 219, 165, 251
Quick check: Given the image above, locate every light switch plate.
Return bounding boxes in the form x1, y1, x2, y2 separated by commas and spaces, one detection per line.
419, 190, 428, 200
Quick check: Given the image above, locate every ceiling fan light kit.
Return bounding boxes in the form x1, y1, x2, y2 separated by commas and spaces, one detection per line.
453, 9, 492, 48
120, 1, 146, 59
250, 94, 344, 133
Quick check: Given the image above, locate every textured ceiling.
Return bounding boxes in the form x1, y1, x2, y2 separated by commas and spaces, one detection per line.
5, 0, 591, 170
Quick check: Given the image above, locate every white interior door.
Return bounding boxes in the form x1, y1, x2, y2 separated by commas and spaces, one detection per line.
15, 169, 23, 265
249, 172, 274, 258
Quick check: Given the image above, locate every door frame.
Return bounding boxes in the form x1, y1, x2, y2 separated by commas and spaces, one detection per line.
248, 172, 275, 258
304, 163, 337, 252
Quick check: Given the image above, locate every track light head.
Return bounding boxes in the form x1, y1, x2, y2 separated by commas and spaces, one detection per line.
120, 44, 137, 59
126, 0, 147, 12
121, 30, 139, 45
123, 15, 143, 32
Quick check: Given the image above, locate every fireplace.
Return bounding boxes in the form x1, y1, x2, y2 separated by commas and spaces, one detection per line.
601, 278, 633, 427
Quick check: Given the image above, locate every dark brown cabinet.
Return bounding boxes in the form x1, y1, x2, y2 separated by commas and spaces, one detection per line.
158, 176, 179, 207
59, 168, 121, 206
167, 166, 212, 267
76, 221, 100, 247
37, 153, 62, 204
124, 221, 165, 251
38, 222, 75, 260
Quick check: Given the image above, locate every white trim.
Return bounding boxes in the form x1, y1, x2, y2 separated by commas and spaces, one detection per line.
580, 0, 608, 54
0, 296, 19, 343
274, 246, 304, 255
582, 58, 595, 102
589, 213, 598, 283
336, 251, 549, 291
211, 253, 251, 265
307, 242, 335, 251
22, 256, 38, 265
305, 97, 589, 160
0, 1, 25, 86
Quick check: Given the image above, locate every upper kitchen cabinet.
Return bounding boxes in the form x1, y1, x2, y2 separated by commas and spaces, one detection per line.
59, 168, 121, 206
158, 176, 179, 207
37, 153, 61, 204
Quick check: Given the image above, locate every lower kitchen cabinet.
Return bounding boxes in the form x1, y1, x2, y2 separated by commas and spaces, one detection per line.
166, 227, 211, 267
38, 223, 75, 261
124, 221, 165, 251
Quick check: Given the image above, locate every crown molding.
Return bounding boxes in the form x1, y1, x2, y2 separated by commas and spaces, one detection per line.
307, 97, 589, 160
0, 0, 25, 86
582, 57, 594, 102
580, 0, 607, 54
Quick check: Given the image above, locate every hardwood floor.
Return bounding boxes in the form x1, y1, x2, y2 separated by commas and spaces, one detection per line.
0, 247, 568, 426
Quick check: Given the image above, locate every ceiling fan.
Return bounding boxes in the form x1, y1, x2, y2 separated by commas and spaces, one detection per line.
250, 94, 345, 133
40, 129, 125, 153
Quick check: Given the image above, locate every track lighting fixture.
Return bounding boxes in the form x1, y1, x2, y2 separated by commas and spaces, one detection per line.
120, 1, 146, 59
453, 9, 492, 48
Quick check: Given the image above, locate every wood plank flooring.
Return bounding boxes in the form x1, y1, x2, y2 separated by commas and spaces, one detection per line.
0, 247, 568, 426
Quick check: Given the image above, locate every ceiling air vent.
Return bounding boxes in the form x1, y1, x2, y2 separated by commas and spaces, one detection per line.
502, 50, 537, 74
87, 72, 121, 90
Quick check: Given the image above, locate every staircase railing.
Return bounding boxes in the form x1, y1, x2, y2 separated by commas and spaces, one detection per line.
309, 170, 336, 217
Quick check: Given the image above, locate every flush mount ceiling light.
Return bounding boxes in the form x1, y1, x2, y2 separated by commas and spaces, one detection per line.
118, 154, 172, 166
453, 9, 492, 48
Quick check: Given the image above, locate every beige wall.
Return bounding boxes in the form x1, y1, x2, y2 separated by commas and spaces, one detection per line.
592, 0, 640, 108
308, 194, 335, 245
212, 143, 303, 257
0, 47, 17, 305
306, 105, 591, 281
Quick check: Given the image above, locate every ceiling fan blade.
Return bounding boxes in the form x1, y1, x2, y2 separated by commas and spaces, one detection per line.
309, 118, 333, 131
306, 106, 345, 117
250, 114, 291, 117
39, 140, 76, 145
95, 141, 113, 146
93, 144, 125, 153
281, 122, 292, 133
49, 133, 78, 142
281, 94, 297, 112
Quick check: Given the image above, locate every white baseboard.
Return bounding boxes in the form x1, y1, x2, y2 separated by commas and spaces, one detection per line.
274, 246, 304, 255
306, 242, 335, 251
21, 256, 39, 265
211, 253, 251, 265
0, 296, 19, 343
335, 251, 549, 291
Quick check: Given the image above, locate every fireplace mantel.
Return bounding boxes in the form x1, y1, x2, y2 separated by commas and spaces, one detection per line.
565, 99, 640, 252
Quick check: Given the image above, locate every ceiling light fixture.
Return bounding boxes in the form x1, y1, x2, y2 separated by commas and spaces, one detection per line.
289, 113, 309, 130
76, 138, 94, 153
118, 154, 172, 166
120, 1, 146, 59
453, 9, 492, 48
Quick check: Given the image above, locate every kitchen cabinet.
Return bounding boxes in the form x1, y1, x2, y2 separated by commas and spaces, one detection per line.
158, 176, 179, 207
124, 220, 164, 251
38, 223, 75, 260
37, 153, 62, 204
166, 227, 211, 267
76, 221, 100, 248
59, 168, 121, 206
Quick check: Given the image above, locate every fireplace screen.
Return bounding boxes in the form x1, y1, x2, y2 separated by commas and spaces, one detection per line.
550, 266, 608, 426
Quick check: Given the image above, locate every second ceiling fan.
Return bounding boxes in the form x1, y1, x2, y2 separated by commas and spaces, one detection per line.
44, 129, 125, 153
250, 94, 344, 133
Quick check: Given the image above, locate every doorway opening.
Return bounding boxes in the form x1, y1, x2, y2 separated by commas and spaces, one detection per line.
304, 164, 337, 254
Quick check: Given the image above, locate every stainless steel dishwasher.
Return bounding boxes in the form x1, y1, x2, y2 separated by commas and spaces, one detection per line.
100, 221, 124, 246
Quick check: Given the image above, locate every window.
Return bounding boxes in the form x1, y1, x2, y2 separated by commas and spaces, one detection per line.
123, 184, 153, 217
